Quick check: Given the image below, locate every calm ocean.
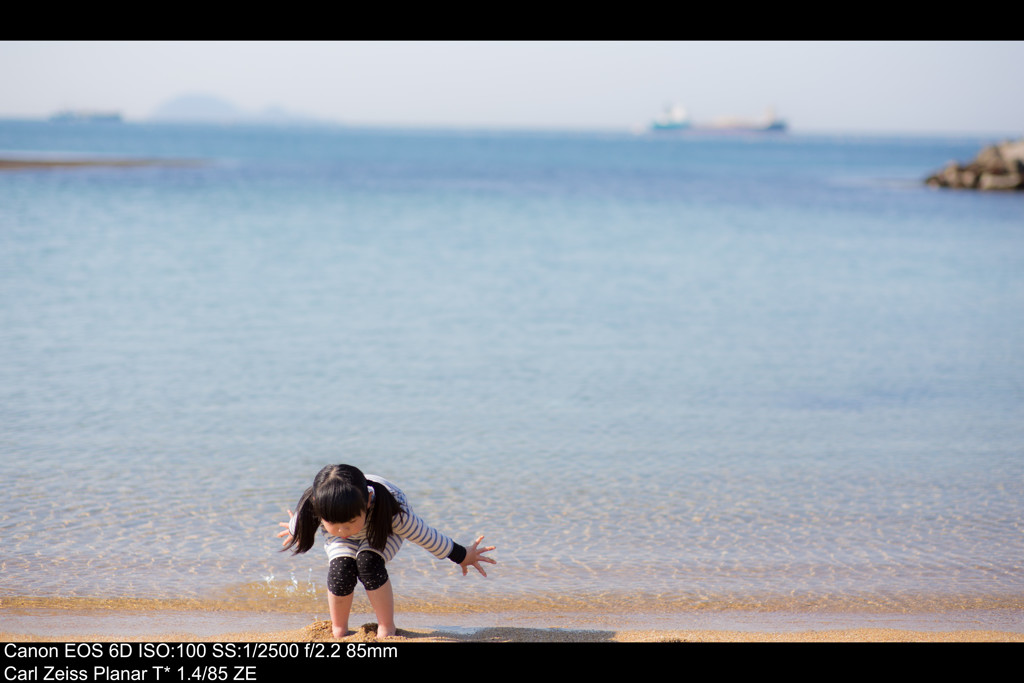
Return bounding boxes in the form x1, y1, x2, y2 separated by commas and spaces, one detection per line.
1, 121, 1021, 629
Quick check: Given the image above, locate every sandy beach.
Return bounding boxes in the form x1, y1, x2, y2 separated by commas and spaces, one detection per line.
4, 624, 1022, 642
3, 612, 1021, 643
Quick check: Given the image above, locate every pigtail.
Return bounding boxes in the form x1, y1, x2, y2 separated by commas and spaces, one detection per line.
284, 486, 320, 554
365, 479, 405, 551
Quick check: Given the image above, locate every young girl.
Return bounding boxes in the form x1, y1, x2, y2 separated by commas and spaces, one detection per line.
277, 464, 496, 639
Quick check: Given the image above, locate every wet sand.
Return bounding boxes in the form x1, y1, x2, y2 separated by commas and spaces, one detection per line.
2, 616, 1021, 642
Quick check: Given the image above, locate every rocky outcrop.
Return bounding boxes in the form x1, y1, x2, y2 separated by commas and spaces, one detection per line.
925, 139, 1024, 190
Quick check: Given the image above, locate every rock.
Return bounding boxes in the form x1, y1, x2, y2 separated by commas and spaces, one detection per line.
1000, 140, 1024, 167
975, 145, 1006, 173
942, 162, 963, 186
979, 171, 1024, 191
925, 138, 1024, 191
959, 167, 980, 189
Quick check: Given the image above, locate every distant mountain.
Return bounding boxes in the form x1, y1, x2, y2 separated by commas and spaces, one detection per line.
149, 93, 327, 126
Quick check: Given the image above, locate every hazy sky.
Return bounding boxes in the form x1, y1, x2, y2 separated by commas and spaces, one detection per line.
2, 41, 1021, 135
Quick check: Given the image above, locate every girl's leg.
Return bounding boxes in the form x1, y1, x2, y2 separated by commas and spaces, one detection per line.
327, 556, 359, 638
356, 551, 395, 638
327, 590, 353, 638
365, 580, 395, 638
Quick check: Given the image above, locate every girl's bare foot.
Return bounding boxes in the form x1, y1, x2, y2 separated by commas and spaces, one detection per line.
332, 624, 349, 638
376, 624, 396, 639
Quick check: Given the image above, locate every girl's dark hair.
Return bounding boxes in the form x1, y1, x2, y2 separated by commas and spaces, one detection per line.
284, 464, 404, 554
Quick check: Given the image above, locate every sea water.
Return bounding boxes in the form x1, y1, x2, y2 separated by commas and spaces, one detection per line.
1, 121, 1021, 628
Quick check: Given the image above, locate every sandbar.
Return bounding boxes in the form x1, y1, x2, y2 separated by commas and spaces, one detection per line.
0, 158, 201, 170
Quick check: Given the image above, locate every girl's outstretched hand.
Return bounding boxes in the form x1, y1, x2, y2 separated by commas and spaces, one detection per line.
277, 510, 294, 547
460, 535, 497, 577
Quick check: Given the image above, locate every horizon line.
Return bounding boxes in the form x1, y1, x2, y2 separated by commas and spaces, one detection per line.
0, 115, 1020, 141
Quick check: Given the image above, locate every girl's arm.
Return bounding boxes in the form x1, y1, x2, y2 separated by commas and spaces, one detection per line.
276, 509, 296, 546
458, 535, 497, 577
391, 510, 497, 576
276, 509, 299, 548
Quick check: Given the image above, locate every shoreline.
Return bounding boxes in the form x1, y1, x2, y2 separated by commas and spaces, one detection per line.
3, 607, 1022, 642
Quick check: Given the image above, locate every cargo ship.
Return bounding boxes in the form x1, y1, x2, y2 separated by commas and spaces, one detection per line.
702, 106, 787, 133
650, 105, 786, 133
650, 104, 691, 131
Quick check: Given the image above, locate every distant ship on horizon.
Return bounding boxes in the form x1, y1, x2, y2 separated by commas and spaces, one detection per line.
49, 109, 123, 123
650, 104, 787, 134
650, 103, 692, 131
